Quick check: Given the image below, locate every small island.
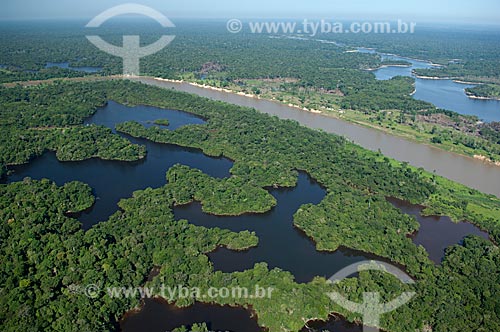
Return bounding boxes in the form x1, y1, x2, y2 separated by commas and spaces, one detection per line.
153, 119, 170, 126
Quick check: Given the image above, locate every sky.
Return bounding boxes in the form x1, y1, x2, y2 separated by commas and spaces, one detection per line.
2, 0, 500, 24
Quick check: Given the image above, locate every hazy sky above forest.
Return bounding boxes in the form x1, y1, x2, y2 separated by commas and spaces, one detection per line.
3, 0, 500, 25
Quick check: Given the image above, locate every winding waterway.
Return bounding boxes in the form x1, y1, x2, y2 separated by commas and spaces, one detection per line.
132, 77, 500, 198
361, 49, 500, 122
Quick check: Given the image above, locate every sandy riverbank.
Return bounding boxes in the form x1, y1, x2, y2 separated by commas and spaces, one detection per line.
413, 74, 451, 80
465, 93, 500, 101
146, 77, 325, 115
474, 155, 500, 166
367, 64, 412, 71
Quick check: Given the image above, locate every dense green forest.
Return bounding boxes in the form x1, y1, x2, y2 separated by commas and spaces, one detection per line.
166, 164, 278, 215
153, 119, 170, 126
2, 80, 499, 331
413, 66, 500, 84
339, 76, 430, 111
2, 21, 500, 83
2, 20, 500, 162
0, 20, 478, 112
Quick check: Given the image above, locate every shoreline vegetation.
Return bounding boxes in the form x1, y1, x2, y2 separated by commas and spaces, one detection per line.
366, 64, 412, 71
152, 119, 170, 127
353, 48, 443, 69
1, 22, 499, 168
1, 21, 500, 332
412, 67, 500, 85
412, 73, 480, 85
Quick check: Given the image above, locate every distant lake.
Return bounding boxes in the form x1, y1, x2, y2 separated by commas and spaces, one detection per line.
45, 62, 102, 73
358, 48, 500, 122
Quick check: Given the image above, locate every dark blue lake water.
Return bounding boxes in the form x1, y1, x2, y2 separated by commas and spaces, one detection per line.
45, 61, 102, 73
357, 48, 500, 122
4, 101, 230, 228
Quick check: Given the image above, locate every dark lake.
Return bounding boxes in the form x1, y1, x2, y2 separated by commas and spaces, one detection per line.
3, 101, 231, 229
388, 197, 490, 263
175, 172, 376, 284
2, 100, 492, 332
120, 300, 364, 332
121, 301, 262, 332
45, 61, 102, 73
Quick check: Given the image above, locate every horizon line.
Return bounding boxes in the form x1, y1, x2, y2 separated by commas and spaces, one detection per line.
1, 16, 500, 26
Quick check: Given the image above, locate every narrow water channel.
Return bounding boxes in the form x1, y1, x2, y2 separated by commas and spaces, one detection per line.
174, 172, 373, 284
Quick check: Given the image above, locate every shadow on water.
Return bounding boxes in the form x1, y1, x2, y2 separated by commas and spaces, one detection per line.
2, 101, 233, 229
120, 298, 368, 332
120, 299, 366, 332
301, 315, 363, 332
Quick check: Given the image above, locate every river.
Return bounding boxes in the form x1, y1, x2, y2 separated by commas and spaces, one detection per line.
132, 77, 500, 198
